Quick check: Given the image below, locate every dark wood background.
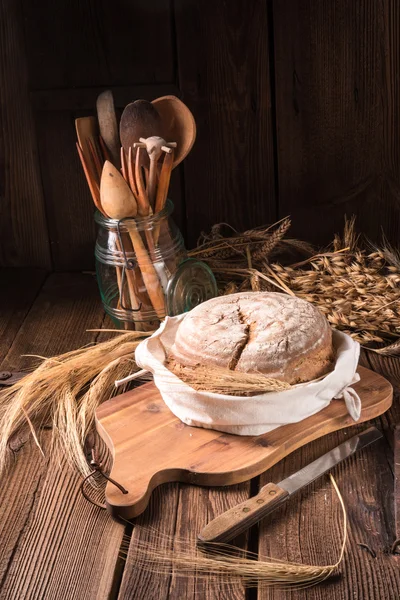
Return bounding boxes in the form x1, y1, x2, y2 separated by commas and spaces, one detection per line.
1, 0, 399, 272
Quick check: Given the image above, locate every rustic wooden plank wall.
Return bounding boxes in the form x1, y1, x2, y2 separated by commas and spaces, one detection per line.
272, 0, 400, 246
1, 0, 399, 270
0, 0, 51, 269
175, 0, 276, 243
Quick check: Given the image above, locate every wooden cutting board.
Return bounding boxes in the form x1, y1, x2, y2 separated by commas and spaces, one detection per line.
96, 366, 392, 519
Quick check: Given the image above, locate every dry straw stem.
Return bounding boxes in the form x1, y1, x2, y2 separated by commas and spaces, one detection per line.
202, 216, 400, 352
189, 217, 312, 274
251, 217, 292, 261
333, 215, 360, 252
0, 331, 151, 478
266, 245, 400, 349
121, 474, 346, 589
3, 215, 399, 481
166, 361, 291, 394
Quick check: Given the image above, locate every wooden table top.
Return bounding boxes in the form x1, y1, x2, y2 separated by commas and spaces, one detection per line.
1, 269, 399, 600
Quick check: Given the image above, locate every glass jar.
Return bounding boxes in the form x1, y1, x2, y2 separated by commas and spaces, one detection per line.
95, 200, 217, 330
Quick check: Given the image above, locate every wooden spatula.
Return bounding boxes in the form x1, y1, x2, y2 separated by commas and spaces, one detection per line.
96, 90, 121, 168
75, 117, 100, 181
75, 142, 104, 215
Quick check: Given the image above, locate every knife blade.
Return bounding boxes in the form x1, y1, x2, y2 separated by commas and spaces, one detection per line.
198, 426, 382, 544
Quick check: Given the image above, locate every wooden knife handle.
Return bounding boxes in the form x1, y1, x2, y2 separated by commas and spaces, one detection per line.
198, 483, 289, 544
394, 425, 400, 544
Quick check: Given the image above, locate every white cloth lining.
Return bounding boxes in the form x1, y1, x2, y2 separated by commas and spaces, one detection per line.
135, 315, 361, 436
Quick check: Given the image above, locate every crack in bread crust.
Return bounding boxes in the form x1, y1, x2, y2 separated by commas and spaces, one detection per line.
170, 292, 334, 384
228, 304, 250, 370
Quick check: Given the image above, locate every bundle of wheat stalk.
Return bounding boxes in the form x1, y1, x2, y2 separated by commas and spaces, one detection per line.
264, 221, 400, 352
1, 215, 397, 481
188, 217, 314, 285
165, 360, 291, 394
195, 216, 400, 353
0, 218, 356, 589
268, 249, 400, 348
0, 331, 150, 478
120, 474, 346, 589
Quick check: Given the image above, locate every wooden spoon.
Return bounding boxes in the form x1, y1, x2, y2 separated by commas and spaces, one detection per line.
119, 100, 164, 155
100, 161, 165, 318
151, 95, 196, 167
96, 90, 121, 168
100, 161, 137, 219
100, 160, 150, 320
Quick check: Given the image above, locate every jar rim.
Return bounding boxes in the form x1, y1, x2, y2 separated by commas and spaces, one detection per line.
94, 198, 174, 230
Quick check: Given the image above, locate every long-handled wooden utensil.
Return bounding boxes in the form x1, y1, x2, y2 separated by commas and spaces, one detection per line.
75, 117, 101, 182
155, 149, 174, 215
153, 149, 174, 245
100, 161, 166, 319
151, 95, 196, 168
126, 147, 139, 202
96, 90, 121, 168
119, 100, 164, 155
134, 136, 176, 209
134, 147, 151, 216
76, 142, 103, 214
120, 145, 162, 284
76, 141, 136, 319
100, 160, 138, 220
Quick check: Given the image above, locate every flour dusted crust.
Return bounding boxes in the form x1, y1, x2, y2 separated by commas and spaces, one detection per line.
170, 292, 334, 384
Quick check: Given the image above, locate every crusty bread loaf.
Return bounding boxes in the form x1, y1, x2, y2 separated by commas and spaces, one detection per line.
170, 292, 334, 384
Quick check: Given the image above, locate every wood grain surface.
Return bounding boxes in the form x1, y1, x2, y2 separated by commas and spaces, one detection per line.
22, 0, 174, 89
1, 271, 400, 599
3, 1, 400, 268
360, 348, 400, 391
0, 269, 46, 360
117, 481, 250, 600
35, 111, 97, 271
97, 367, 392, 519
0, 0, 50, 268
0, 272, 124, 600
273, 0, 400, 246
175, 0, 276, 247
0, 269, 48, 589
258, 425, 400, 600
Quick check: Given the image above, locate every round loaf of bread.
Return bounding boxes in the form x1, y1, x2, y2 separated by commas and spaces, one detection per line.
170, 292, 334, 384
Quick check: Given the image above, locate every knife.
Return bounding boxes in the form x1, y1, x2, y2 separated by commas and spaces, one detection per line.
198, 426, 382, 544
